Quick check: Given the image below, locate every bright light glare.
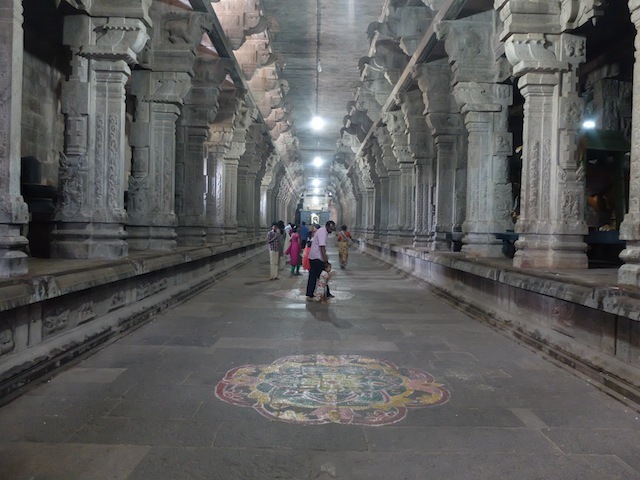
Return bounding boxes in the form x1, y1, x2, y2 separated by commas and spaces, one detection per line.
312, 197, 318, 204
582, 120, 596, 129
312, 178, 321, 187
311, 116, 325, 130
313, 156, 323, 167
314, 188, 320, 194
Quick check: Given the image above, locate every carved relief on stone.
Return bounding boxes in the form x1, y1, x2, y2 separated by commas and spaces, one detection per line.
44, 308, 69, 335
163, 12, 214, 46
58, 153, 85, 218
527, 140, 540, 219
0, 328, 14, 356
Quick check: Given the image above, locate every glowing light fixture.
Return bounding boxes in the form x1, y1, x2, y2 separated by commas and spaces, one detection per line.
314, 188, 320, 194
312, 178, 321, 187
582, 120, 596, 129
313, 156, 323, 168
311, 116, 324, 131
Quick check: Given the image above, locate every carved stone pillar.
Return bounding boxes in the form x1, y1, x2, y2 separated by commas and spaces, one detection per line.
0, 0, 29, 276
176, 57, 226, 246
236, 163, 249, 238
454, 83, 513, 256
618, 1, 640, 284
53, 5, 150, 259
204, 136, 230, 243
259, 183, 270, 229
415, 60, 461, 251
504, 34, 588, 268
438, 13, 513, 257
128, 71, 190, 250
128, 9, 212, 251
498, 1, 592, 268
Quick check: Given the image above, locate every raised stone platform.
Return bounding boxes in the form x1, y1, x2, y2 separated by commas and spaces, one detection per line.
361, 240, 640, 407
0, 239, 263, 404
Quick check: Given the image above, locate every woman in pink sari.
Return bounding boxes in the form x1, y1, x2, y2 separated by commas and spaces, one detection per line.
285, 226, 302, 276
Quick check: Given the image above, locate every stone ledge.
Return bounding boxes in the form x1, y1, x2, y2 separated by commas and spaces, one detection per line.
0, 238, 260, 313
0, 240, 263, 404
362, 240, 640, 408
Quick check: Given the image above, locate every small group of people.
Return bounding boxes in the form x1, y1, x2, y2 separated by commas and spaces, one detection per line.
266, 219, 355, 303
266, 220, 312, 281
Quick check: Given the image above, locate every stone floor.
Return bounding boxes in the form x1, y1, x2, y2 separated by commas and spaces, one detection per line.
0, 245, 639, 480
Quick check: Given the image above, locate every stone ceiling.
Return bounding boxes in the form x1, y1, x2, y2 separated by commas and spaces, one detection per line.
261, 0, 385, 195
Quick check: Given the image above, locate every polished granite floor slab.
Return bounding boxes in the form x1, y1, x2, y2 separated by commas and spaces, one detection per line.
0, 244, 639, 479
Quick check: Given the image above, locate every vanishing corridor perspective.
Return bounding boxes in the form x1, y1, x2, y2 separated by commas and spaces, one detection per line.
0, 0, 640, 478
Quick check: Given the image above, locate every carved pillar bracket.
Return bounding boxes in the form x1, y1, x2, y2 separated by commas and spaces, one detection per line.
0, 0, 29, 276
499, 0, 589, 268
53, 2, 151, 260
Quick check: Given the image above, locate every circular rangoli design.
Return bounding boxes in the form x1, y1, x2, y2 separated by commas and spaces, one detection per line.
269, 289, 354, 300
215, 354, 450, 426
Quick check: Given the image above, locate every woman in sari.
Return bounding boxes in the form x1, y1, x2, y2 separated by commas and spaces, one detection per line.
337, 224, 354, 269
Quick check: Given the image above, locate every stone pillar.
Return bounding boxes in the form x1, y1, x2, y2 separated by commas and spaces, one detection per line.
415, 60, 461, 251
619, 1, 640, 284
53, 6, 150, 259
0, 0, 29, 275
504, 34, 588, 268
204, 129, 232, 243
454, 83, 513, 256
438, 13, 513, 257
413, 161, 432, 248
128, 71, 190, 250
497, 0, 592, 269
128, 9, 212, 250
176, 58, 226, 246
259, 183, 270, 229
236, 163, 249, 238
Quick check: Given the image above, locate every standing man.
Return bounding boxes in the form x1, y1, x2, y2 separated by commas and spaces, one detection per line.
299, 221, 309, 245
266, 222, 281, 280
306, 220, 336, 300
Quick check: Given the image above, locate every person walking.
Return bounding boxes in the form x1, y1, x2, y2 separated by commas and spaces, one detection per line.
285, 226, 302, 276
305, 220, 336, 300
266, 222, 281, 280
337, 224, 355, 269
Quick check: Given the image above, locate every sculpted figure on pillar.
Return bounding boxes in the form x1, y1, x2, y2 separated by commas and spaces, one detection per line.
498, 0, 594, 268
53, 0, 151, 260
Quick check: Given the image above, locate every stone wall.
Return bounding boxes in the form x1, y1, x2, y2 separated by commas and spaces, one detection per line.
21, 10, 66, 184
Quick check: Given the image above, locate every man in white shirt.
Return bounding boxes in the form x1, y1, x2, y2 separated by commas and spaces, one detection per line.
305, 220, 336, 300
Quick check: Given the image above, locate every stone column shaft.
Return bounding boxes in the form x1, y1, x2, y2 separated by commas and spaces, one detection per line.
175, 124, 207, 246
619, 1, 640, 284
0, 0, 28, 276
54, 13, 148, 259
413, 161, 432, 248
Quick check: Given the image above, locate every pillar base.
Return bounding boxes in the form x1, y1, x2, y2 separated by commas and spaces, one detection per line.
127, 226, 177, 252
461, 232, 504, 258
0, 250, 28, 277
618, 241, 640, 285
51, 223, 128, 259
513, 234, 588, 269
176, 226, 206, 247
